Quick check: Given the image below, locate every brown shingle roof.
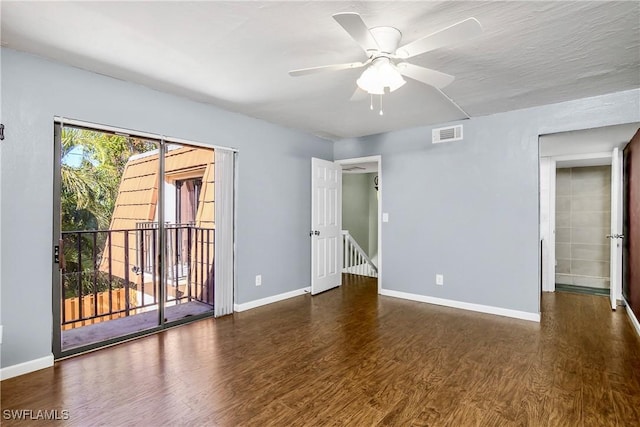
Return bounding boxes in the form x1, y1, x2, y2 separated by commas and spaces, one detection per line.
100, 146, 216, 288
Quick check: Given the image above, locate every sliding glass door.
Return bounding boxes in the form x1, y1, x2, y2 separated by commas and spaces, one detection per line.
53, 122, 216, 358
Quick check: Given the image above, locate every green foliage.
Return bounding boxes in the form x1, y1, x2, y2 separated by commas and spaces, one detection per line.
62, 270, 130, 299
60, 127, 156, 291
61, 128, 156, 231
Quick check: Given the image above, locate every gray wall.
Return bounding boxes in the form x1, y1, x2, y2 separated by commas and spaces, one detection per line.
555, 166, 611, 288
341, 172, 378, 259
0, 49, 332, 368
342, 174, 371, 254
335, 89, 640, 315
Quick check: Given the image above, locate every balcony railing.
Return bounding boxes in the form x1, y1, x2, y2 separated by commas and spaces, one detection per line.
60, 225, 214, 329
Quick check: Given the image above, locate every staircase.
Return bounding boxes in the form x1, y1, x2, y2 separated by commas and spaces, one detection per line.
342, 230, 378, 278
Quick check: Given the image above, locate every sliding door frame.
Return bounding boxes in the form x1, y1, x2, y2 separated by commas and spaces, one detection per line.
52, 117, 237, 359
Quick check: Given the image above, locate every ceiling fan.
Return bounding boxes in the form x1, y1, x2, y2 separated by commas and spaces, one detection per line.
289, 13, 483, 114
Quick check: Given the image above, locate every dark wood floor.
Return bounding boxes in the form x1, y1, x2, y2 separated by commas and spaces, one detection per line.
2, 274, 640, 426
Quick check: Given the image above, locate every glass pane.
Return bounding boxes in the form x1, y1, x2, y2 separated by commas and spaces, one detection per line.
162, 143, 215, 323
60, 126, 160, 352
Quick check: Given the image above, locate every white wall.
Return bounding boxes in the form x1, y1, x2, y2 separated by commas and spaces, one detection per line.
335, 89, 640, 317
0, 49, 332, 369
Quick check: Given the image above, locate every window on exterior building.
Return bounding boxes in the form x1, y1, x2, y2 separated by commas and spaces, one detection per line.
176, 178, 202, 225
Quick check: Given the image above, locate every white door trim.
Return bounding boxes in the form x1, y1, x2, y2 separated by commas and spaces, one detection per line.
335, 155, 382, 294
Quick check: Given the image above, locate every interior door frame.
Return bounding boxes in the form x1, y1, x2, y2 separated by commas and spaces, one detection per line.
540, 151, 620, 304
334, 155, 382, 294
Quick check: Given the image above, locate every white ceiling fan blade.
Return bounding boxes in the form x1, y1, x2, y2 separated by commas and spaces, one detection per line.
332, 12, 380, 53
396, 63, 455, 89
288, 61, 367, 77
395, 18, 483, 59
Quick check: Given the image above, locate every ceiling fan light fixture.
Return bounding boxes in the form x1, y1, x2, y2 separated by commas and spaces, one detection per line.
356, 58, 406, 95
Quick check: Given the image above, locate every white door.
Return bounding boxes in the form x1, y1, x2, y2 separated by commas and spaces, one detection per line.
311, 158, 342, 294
540, 157, 556, 292
609, 147, 623, 310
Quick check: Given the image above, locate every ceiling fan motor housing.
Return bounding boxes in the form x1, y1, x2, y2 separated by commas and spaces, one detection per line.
369, 27, 402, 55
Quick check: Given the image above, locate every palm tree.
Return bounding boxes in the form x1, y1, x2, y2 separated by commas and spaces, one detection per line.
60, 127, 157, 296
60, 128, 111, 230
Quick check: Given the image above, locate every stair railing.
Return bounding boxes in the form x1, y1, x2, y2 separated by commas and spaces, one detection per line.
342, 230, 378, 278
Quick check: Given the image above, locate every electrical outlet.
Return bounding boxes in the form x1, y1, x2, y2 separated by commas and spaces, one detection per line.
436, 274, 444, 286
255, 274, 262, 286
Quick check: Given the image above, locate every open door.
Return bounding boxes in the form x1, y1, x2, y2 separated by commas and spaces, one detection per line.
609, 147, 623, 310
311, 158, 342, 294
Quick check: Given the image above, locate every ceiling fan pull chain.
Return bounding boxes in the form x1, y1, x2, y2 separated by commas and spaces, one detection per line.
379, 94, 384, 116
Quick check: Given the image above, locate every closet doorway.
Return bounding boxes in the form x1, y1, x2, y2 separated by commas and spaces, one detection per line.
539, 123, 639, 308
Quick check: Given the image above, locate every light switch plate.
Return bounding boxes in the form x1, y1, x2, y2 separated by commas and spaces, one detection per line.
382, 213, 389, 222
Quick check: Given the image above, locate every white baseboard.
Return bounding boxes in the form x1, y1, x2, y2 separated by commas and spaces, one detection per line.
234, 287, 310, 312
624, 298, 640, 337
380, 288, 541, 322
1, 354, 54, 380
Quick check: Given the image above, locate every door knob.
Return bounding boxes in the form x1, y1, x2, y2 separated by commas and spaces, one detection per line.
314, 230, 320, 236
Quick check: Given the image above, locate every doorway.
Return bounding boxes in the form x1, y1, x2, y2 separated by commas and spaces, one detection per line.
53, 120, 225, 358
553, 165, 612, 297
539, 123, 639, 310
335, 156, 382, 292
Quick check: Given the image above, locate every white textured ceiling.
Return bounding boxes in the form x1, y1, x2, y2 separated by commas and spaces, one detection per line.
2, 1, 639, 140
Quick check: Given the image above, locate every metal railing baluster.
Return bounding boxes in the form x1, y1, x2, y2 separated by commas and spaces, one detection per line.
93, 232, 98, 318
187, 227, 192, 301
77, 231, 83, 322
124, 231, 130, 317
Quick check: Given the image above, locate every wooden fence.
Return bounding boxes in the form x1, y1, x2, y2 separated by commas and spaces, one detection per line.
63, 288, 138, 330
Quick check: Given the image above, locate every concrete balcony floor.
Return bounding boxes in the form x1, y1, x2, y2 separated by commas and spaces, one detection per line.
62, 301, 213, 351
